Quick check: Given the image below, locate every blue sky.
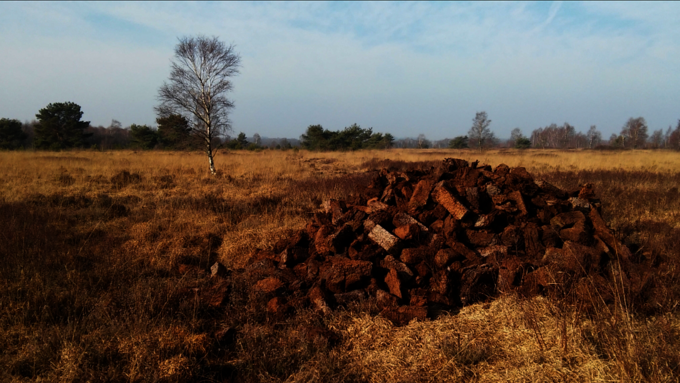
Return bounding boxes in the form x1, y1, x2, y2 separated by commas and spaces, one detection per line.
1, 2, 679, 139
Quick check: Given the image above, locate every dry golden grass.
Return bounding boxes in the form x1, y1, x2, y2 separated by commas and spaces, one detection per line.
1, 148, 679, 382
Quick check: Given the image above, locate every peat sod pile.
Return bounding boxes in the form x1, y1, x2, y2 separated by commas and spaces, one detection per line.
245, 158, 648, 325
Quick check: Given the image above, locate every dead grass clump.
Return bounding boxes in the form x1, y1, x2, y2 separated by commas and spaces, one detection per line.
58, 172, 75, 186
25, 192, 93, 210
230, 318, 341, 382
155, 174, 175, 189
299, 295, 680, 383
110, 170, 142, 189
579, 310, 680, 382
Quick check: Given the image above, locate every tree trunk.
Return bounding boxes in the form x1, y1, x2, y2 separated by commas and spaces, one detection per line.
206, 141, 216, 175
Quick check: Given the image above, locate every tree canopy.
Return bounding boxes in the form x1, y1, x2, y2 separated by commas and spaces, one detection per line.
157, 114, 193, 149
130, 124, 159, 150
34, 102, 90, 150
622, 117, 648, 149
0, 118, 27, 149
449, 135, 469, 149
225, 132, 249, 149
300, 124, 393, 151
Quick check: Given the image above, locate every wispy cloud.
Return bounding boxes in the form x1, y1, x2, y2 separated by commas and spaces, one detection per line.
0, 2, 678, 138
530, 1, 562, 34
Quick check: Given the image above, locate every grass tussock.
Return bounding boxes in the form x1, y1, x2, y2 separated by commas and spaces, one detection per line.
1, 148, 679, 382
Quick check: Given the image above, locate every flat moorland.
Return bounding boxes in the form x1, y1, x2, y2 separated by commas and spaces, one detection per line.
1, 149, 679, 382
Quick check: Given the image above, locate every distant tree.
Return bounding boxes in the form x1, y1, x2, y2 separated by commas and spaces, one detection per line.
34, 102, 91, 150
226, 131, 249, 149
619, 129, 630, 148
279, 138, 292, 150
430, 138, 448, 148
379, 133, 395, 149
336, 124, 372, 150
530, 122, 583, 149
543, 123, 560, 148
622, 117, 648, 149
252, 133, 262, 146
609, 133, 627, 149
300, 123, 391, 151
394, 137, 417, 149
669, 120, 680, 151
530, 127, 547, 149
21, 120, 37, 148
550, 124, 562, 147
415, 133, 427, 149
157, 114, 193, 149
573, 132, 588, 148
608, 133, 617, 146
664, 126, 673, 148
468, 111, 495, 152
361, 131, 389, 149
237, 132, 248, 147
156, 35, 241, 174
413, 133, 429, 149
0, 118, 27, 149
85, 121, 131, 150
508, 128, 530, 149
508, 128, 522, 148
224, 132, 242, 149
363, 127, 387, 149
649, 129, 664, 149
130, 124, 159, 149
449, 135, 469, 149
586, 125, 602, 149
300, 124, 328, 150
558, 123, 576, 148
515, 136, 531, 149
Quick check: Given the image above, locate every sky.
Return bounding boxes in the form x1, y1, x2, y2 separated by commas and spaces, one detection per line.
1, 2, 679, 140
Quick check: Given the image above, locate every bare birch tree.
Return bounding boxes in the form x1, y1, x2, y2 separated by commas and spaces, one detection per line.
509, 128, 522, 144
417, 133, 428, 149
586, 125, 601, 149
530, 127, 547, 149
622, 117, 648, 149
649, 129, 664, 148
468, 111, 495, 152
664, 126, 672, 148
156, 36, 241, 174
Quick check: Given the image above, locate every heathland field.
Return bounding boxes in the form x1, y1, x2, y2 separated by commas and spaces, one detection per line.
1, 149, 679, 382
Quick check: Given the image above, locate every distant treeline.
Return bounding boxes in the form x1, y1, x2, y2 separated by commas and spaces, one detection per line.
2, 102, 680, 151
0, 102, 299, 151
